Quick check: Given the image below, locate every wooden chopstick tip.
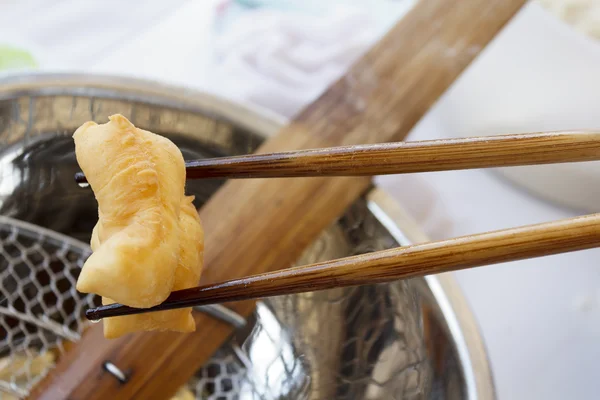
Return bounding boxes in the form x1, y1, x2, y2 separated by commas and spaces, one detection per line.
74, 172, 88, 185
85, 307, 103, 321
86, 304, 120, 321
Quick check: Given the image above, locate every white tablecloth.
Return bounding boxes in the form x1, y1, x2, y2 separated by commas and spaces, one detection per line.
2, 1, 599, 399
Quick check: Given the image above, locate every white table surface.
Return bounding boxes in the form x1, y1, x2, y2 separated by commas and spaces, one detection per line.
2, 1, 599, 399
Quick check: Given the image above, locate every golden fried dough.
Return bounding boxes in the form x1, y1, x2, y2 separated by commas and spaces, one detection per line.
74, 114, 203, 338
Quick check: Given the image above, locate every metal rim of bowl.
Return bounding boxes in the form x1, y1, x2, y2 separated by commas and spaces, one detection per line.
0, 72, 495, 399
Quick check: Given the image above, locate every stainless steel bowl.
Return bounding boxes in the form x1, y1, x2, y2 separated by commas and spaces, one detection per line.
0, 74, 494, 400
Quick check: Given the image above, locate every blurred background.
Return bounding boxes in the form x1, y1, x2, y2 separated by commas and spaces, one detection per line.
2, 0, 600, 399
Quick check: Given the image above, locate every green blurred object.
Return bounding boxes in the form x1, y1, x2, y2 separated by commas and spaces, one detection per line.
0, 44, 37, 70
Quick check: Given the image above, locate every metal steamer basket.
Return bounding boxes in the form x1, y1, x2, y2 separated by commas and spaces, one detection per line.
0, 74, 494, 400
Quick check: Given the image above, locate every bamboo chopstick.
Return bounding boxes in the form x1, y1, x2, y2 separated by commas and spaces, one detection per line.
74, 131, 600, 183
86, 212, 600, 321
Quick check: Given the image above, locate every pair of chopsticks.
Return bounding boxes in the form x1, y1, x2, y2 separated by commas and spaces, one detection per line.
82, 131, 600, 321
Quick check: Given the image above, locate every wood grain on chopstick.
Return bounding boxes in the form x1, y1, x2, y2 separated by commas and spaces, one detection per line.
87, 212, 600, 320
185, 131, 600, 178
73, 131, 600, 183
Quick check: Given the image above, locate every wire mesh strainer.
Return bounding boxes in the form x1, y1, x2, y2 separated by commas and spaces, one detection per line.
0, 216, 96, 398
